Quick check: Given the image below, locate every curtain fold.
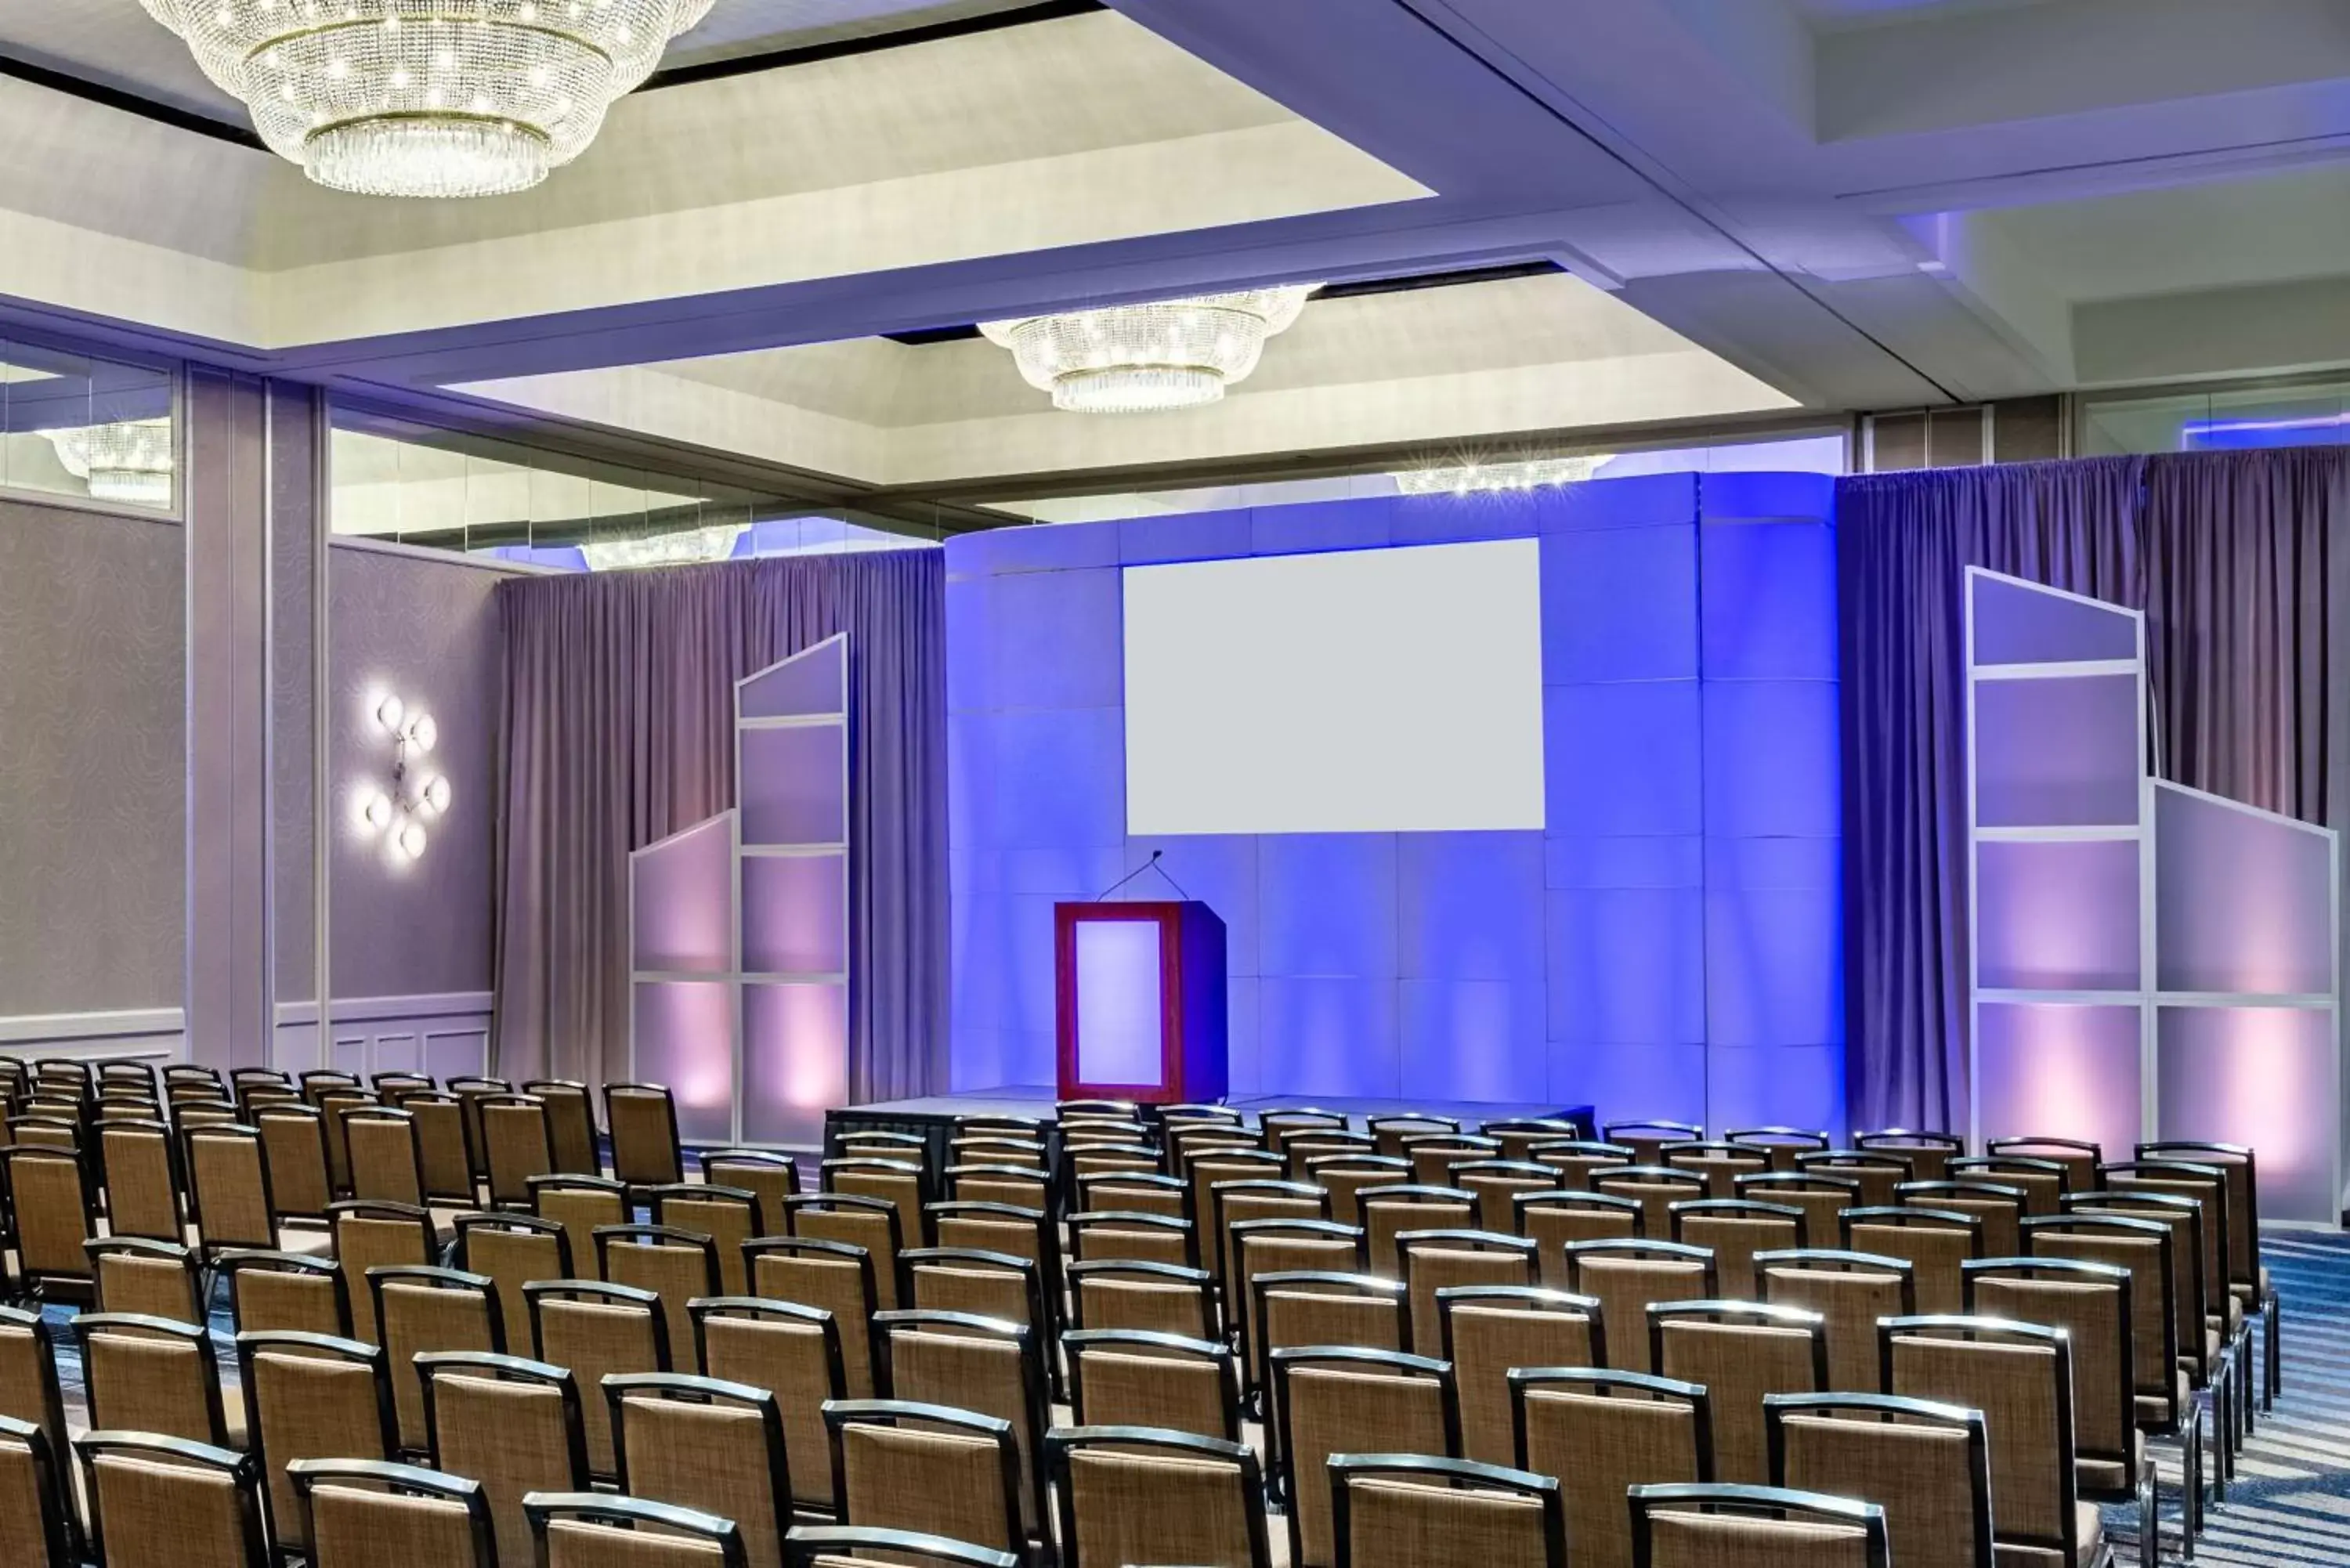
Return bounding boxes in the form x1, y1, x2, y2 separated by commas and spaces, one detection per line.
1837, 449, 2346, 1133
491, 548, 949, 1102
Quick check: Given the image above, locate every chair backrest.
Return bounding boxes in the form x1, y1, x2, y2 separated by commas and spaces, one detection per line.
928, 1201, 1058, 1319
255, 1104, 334, 1223
1213, 1180, 1332, 1287
223, 1248, 352, 1339
478, 1094, 555, 1206
953, 1135, 1048, 1170
1305, 1155, 1415, 1227
1725, 1128, 1832, 1173
698, 1149, 801, 1232
1990, 1136, 2102, 1194
1285, 1130, 1380, 1180
1800, 1150, 1914, 1208
1064, 1327, 1242, 1440
822, 1399, 1024, 1555
419, 1351, 593, 1568
1402, 1134, 1504, 1188
96, 1118, 183, 1243
1853, 1129, 1962, 1183
1452, 1160, 1562, 1231
1233, 1219, 1366, 1378
1330, 1453, 1565, 1568
1527, 1140, 1636, 1192
1668, 1201, 1806, 1299
873, 1310, 1050, 1535
530, 1173, 631, 1278
1880, 1316, 2081, 1564
2066, 1188, 2212, 1380
597, 1223, 724, 1373
787, 1194, 907, 1311
316, 1089, 381, 1198
692, 1298, 847, 1512
1755, 1250, 1915, 1393
331, 1200, 438, 1347
0, 1414, 70, 1568
1732, 1172, 1858, 1254
1437, 1286, 1601, 1467
2138, 1140, 2260, 1295
1601, 1121, 1705, 1167
0, 1316, 73, 1562
1663, 1141, 1772, 1200
523, 1494, 748, 1568
1510, 1369, 1711, 1568
88, 1237, 204, 1323
234, 1331, 399, 1553
520, 1080, 602, 1176
1896, 1180, 2025, 1255
302, 1070, 363, 1107
444, 1078, 512, 1187
2021, 1213, 2180, 1424
1516, 1192, 1643, 1283
1186, 1150, 1289, 1240
903, 1247, 1047, 1345
1950, 1155, 2066, 1217
1048, 1427, 1269, 1568
839, 1129, 931, 1168
1368, 1114, 1462, 1158
1563, 1241, 1716, 1375
1259, 1108, 1350, 1153
287, 1458, 495, 1568
1480, 1118, 1586, 1164
391, 1092, 478, 1205
1650, 1303, 1828, 1485
2101, 1162, 2229, 1331
1358, 1184, 1477, 1278
1065, 1208, 1197, 1270
1, 1146, 97, 1293
1593, 1166, 1710, 1238
650, 1183, 762, 1296
76, 1432, 270, 1568
524, 1281, 668, 1479
1065, 1258, 1213, 1339
183, 1123, 278, 1255
342, 1108, 427, 1207
75, 1313, 230, 1447
609, 1372, 792, 1568
1965, 1257, 2138, 1484
745, 1237, 881, 1399
1270, 1346, 1460, 1568
1629, 1483, 1890, 1568
1072, 1169, 1188, 1220
370, 1266, 505, 1452
454, 1213, 572, 1356
603, 1083, 686, 1187
825, 1158, 932, 1247
1838, 1206, 1982, 1315
1766, 1393, 1992, 1568
1398, 1230, 1538, 1358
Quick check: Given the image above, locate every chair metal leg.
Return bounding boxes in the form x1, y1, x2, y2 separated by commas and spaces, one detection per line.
2265, 1292, 2281, 1409
2137, 1464, 2160, 1568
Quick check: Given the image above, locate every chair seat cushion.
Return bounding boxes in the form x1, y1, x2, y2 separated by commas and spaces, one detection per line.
1991, 1506, 2107, 1568
2077, 1430, 2144, 1495
2135, 1370, 2191, 1427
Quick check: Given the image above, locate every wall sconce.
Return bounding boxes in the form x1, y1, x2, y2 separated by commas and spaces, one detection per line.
360, 692, 450, 862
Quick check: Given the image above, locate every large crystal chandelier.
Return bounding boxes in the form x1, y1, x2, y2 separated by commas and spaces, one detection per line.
46, 421, 176, 507
136, 2, 715, 199
979, 285, 1318, 414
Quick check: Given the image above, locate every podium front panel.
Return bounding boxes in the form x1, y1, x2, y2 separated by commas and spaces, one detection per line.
1074, 919, 1166, 1089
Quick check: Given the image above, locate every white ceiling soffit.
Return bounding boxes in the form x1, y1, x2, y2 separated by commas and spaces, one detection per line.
454, 271, 1799, 486
0, 9, 1423, 348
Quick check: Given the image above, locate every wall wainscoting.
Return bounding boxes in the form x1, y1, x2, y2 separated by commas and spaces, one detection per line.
273, 992, 494, 1081
0, 1008, 187, 1066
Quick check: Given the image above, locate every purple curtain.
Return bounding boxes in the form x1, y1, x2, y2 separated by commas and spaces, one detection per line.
491, 548, 949, 1102
1837, 450, 2346, 1133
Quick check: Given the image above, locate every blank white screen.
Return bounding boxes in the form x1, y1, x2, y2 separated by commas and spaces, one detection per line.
1123, 539, 1546, 836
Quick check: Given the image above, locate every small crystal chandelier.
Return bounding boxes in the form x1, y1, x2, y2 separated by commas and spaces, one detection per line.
579, 522, 747, 572
46, 421, 176, 507
136, 2, 715, 200
980, 285, 1318, 414
1394, 454, 1614, 497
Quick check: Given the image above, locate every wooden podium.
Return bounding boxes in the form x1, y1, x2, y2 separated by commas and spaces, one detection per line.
1054, 901, 1228, 1104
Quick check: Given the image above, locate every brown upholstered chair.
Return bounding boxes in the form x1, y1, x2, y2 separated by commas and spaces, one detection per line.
928, 1202, 1060, 1335
1733, 1171, 1858, 1252
692, 1297, 848, 1517
235, 1331, 400, 1555
2101, 1162, 2247, 1429
1049, 1426, 1270, 1568
1765, 1393, 1993, 1568
651, 1183, 762, 1295
520, 1080, 601, 1178
1330, 1452, 1565, 1568
301, 1070, 363, 1107
953, 1135, 1048, 1170
0, 1146, 99, 1302
904, 1247, 1048, 1348
1065, 1209, 1198, 1270
1662, 1141, 1771, 1201
75, 1432, 269, 1568
1602, 1121, 1705, 1167
1527, 1139, 1636, 1192
1368, 1114, 1461, 1158
444, 1078, 513, 1194
316, 1089, 383, 1200
287, 1459, 496, 1568
419, 1351, 594, 1566
331, 1200, 439, 1347
1991, 1136, 2103, 1194
95, 1118, 183, 1244
1563, 1240, 1716, 1375
954, 1112, 1050, 1143
368, 1071, 436, 1097
1231, 1219, 1366, 1379
1285, 1130, 1381, 1180
746, 1236, 883, 1400
75, 1313, 234, 1447
1881, 1315, 2103, 1568
1401, 1134, 1504, 1189
0, 1313, 74, 1562
255, 1104, 336, 1231
87, 1237, 204, 1324
369, 1265, 505, 1454
1250, 1270, 1412, 1441
1801, 1150, 1915, 1208
1397, 1230, 1538, 1358
387, 1091, 479, 1207
1509, 1368, 1712, 1568
1839, 1205, 1982, 1316
1259, 1108, 1350, 1154
597, 1223, 723, 1373
530, 1172, 630, 1279
1853, 1129, 1962, 1183
1452, 1160, 1562, 1232
1517, 1191, 1643, 1283
1755, 1249, 1914, 1393
2069, 1185, 2235, 1470
2139, 1139, 2276, 1407
1358, 1184, 1477, 1280
699, 1147, 802, 1233
1066, 1259, 1214, 1339
342, 1108, 428, 1208
840, 1129, 931, 1168
1304, 1155, 1415, 1228
822, 1399, 1024, 1557
1668, 1201, 1806, 1299
873, 1310, 1051, 1539
1184, 1150, 1288, 1240
453, 1212, 572, 1356
1480, 1119, 1585, 1165
1212, 1180, 1332, 1297
1725, 1128, 1831, 1174
1268, 1345, 1459, 1563
603, 1082, 687, 1190
1595, 1167, 1710, 1239
826, 1158, 933, 1248
787, 1193, 908, 1313
1071, 1171, 1189, 1219
1649, 1302, 1828, 1484
0, 1414, 70, 1568
222, 1248, 352, 1339
1064, 1328, 1242, 1441
476, 1094, 555, 1209
1436, 1285, 1602, 1466
1951, 1154, 2068, 1217
1898, 1180, 2027, 1256
525, 1281, 669, 1479
609, 1372, 793, 1568
1628, 1483, 1890, 1568
523, 1494, 747, 1568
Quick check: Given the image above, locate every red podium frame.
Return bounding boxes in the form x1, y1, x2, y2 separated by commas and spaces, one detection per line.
1054, 900, 1228, 1104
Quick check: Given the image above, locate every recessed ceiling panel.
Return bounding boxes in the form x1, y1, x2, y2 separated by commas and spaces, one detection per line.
0, 2, 242, 121
661, 0, 1079, 68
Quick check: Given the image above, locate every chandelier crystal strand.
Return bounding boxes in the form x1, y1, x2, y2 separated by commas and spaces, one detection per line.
47, 421, 177, 507
980, 285, 1317, 414
138, 2, 714, 200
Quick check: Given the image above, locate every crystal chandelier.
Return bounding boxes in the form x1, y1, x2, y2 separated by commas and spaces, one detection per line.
136, 2, 716, 199
979, 285, 1318, 414
46, 421, 176, 507
579, 522, 747, 571
1394, 453, 1614, 497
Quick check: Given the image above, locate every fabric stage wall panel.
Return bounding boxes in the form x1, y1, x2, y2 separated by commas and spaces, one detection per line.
945, 472, 1844, 1128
